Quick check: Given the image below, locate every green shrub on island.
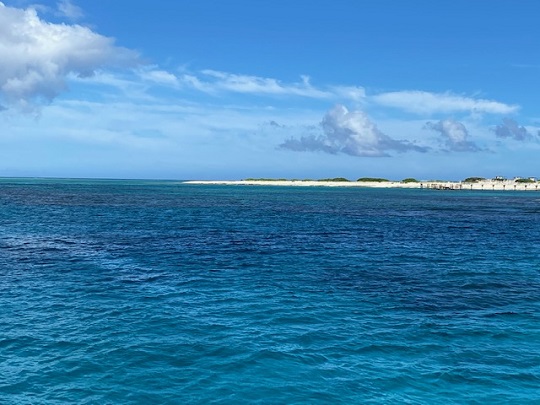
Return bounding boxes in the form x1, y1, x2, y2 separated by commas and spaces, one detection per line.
463, 177, 486, 183
515, 178, 536, 183
318, 177, 350, 182
401, 178, 418, 183
357, 177, 389, 182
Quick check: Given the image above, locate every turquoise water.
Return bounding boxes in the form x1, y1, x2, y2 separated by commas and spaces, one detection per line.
1, 179, 539, 403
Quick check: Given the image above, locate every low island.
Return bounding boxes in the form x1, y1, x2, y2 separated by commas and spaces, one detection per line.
184, 176, 540, 191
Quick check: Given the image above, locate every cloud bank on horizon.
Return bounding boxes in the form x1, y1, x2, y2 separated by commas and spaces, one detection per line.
0, 1, 539, 179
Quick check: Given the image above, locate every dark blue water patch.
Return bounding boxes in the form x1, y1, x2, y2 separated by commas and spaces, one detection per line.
0, 180, 539, 403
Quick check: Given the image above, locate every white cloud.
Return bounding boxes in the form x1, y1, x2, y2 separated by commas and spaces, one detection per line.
138, 68, 179, 86
0, 3, 138, 111
373, 91, 518, 115
178, 69, 365, 101
425, 119, 481, 152
280, 105, 427, 157
56, 0, 83, 20
329, 85, 366, 101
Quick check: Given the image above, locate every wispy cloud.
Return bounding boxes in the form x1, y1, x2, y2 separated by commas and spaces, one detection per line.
138, 68, 179, 86
373, 91, 518, 115
425, 119, 481, 152
0, 2, 138, 111
56, 0, 83, 20
176, 69, 365, 101
280, 105, 428, 157
493, 118, 537, 141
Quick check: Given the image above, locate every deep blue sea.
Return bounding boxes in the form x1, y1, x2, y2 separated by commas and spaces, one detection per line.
1, 178, 539, 404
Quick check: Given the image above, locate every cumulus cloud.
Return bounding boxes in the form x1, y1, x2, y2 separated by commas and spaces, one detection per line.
0, 3, 138, 111
280, 105, 427, 157
425, 119, 481, 152
179, 69, 365, 100
493, 118, 537, 141
373, 91, 518, 115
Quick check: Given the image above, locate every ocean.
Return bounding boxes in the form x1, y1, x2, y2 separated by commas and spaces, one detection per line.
1, 178, 539, 404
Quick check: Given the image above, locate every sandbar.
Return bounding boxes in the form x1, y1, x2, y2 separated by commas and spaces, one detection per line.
184, 179, 540, 191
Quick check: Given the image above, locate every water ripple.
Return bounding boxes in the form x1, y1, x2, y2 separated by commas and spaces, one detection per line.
0, 182, 539, 403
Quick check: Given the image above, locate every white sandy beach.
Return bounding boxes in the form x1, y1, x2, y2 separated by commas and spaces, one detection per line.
184, 179, 540, 191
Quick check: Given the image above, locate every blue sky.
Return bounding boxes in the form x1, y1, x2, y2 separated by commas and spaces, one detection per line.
1, 0, 540, 180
